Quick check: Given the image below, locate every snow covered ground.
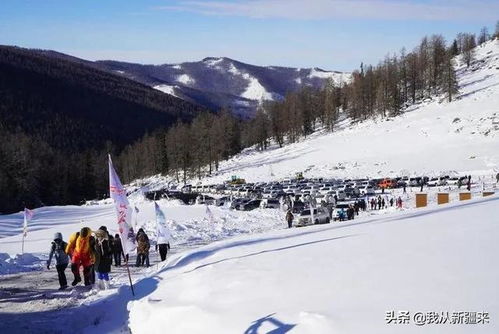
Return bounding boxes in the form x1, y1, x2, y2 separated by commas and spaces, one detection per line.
1, 188, 497, 333
198, 39, 499, 185
128, 195, 497, 334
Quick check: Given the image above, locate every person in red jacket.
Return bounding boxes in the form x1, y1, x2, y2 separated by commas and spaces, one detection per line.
67, 227, 93, 286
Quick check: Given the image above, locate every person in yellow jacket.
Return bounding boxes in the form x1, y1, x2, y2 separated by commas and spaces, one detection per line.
66, 227, 94, 286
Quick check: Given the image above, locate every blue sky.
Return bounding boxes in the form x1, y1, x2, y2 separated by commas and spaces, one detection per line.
0, 0, 497, 71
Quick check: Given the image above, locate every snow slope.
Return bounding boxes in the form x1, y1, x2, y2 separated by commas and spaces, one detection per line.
199, 39, 499, 184
127, 195, 499, 334
0, 200, 284, 258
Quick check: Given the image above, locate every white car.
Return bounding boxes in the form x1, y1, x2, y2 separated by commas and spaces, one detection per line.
332, 203, 354, 221
296, 207, 331, 226
446, 177, 460, 186
358, 186, 375, 196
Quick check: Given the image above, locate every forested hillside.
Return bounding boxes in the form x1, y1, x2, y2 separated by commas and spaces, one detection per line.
117, 28, 498, 185
0, 46, 206, 213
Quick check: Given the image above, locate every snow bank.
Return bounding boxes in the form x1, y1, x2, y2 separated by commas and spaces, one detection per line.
0, 200, 285, 258
0, 253, 42, 274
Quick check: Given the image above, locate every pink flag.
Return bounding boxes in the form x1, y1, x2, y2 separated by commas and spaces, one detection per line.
109, 155, 135, 254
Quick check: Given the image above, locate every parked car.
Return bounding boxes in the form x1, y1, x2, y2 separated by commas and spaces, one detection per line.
238, 199, 262, 211
296, 207, 330, 226
260, 198, 281, 209
427, 178, 439, 187
291, 201, 306, 213
215, 196, 231, 206
230, 198, 250, 209
358, 186, 375, 196
446, 177, 460, 186
332, 203, 353, 221
195, 195, 216, 205
378, 178, 395, 189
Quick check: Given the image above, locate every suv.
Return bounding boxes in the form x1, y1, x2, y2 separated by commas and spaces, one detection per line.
332, 203, 353, 221
238, 199, 262, 211
260, 198, 281, 209
296, 207, 330, 226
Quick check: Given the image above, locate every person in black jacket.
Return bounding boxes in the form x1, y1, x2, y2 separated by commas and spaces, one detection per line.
113, 233, 124, 266
94, 226, 112, 289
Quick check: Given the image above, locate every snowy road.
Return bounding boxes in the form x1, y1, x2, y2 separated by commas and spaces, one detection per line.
0, 252, 162, 334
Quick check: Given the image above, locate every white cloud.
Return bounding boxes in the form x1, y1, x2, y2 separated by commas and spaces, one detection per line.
158, 0, 499, 21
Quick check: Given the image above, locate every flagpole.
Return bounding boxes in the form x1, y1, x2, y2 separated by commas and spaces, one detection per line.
123, 250, 135, 296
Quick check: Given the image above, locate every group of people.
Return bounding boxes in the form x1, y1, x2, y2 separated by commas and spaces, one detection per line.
47, 225, 171, 290
369, 196, 403, 210
47, 226, 124, 290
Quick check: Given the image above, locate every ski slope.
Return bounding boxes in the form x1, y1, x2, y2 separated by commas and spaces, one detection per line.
125, 195, 499, 334
200, 39, 499, 184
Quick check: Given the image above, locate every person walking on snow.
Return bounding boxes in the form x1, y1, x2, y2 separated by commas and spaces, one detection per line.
156, 241, 171, 262
136, 229, 150, 267
112, 233, 124, 266
94, 226, 113, 289
47, 232, 70, 290
285, 209, 294, 228
66, 227, 94, 286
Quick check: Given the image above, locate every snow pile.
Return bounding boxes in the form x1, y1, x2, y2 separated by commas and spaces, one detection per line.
198, 39, 499, 184
0, 253, 42, 274
127, 195, 499, 334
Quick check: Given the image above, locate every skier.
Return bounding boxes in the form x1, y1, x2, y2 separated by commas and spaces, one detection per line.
403, 184, 407, 193
46, 232, 70, 290
285, 209, 294, 228
496, 173, 499, 184
389, 198, 394, 207
467, 175, 471, 191
381, 198, 386, 209
113, 233, 124, 266
94, 226, 112, 289
67, 227, 94, 286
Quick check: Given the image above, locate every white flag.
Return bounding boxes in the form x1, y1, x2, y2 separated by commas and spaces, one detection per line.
155, 202, 171, 244
109, 155, 135, 254
23, 208, 34, 237
205, 205, 215, 224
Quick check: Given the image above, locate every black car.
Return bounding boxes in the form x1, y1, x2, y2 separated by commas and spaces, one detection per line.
291, 201, 306, 213
239, 199, 262, 211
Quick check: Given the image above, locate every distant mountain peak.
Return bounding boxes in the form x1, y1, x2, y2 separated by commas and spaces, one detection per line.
96, 56, 351, 118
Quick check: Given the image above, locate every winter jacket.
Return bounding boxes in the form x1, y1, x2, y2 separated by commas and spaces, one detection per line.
94, 229, 112, 273
285, 211, 294, 222
71, 227, 93, 267
66, 232, 79, 258
137, 233, 150, 255
113, 237, 123, 254
48, 239, 69, 266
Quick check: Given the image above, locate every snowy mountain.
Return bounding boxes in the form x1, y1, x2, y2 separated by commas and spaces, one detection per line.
97, 57, 349, 118
195, 39, 499, 183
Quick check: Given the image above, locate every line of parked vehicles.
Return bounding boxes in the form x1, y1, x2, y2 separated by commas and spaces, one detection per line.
144, 174, 471, 227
